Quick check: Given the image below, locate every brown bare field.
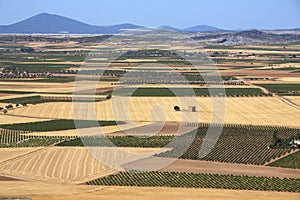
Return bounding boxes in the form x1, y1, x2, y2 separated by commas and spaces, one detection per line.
8, 97, 300, 127
1, 182, 299, 200
109, 122, 195, 136
160, 159, 300, 179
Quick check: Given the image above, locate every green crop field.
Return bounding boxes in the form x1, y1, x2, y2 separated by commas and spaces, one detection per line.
257, 84, 300, 95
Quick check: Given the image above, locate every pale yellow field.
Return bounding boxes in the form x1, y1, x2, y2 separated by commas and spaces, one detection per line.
0, 148, 42, 162
0, 80, 114, 93
0, 147, 116, 184
284, 96, 300, 106
0, 114, 50, 124
0, 182, 299, 200
0, 93, 38, 100
0, 147, 168, 183
7, 97, 300, 127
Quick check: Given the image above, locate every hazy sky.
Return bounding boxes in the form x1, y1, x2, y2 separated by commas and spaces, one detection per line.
0, 0, 299, 29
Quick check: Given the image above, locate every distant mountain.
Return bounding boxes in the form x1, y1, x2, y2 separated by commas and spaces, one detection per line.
234, 30, 300, 41
0, 13, 299, 34
158, 25, 182, 32
182, 25, 226, 32
0, 13, 144, 34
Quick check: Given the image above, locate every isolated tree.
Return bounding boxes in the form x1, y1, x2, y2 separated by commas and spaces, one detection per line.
106, 94, 112, 99
174, 106, 180, 111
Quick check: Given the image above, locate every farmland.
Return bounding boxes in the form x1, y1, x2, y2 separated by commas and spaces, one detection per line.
1, 32, 300, 199
5, 97, 300, 127
268, 151, 300, 169
0, 119, 120, 131
86, 171, 300, 192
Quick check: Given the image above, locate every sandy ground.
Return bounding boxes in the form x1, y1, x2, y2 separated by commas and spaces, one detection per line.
8, 97, 300, 127
159, 159, 300, 179
0, 182, 299, 200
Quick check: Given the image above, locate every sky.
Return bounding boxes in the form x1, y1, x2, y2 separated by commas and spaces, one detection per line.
0, 0, 299, 29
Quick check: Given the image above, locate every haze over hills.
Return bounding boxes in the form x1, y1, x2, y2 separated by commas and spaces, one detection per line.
0, 13, 299, 34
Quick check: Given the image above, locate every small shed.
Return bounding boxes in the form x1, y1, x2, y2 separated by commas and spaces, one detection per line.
188, 106, 196, 112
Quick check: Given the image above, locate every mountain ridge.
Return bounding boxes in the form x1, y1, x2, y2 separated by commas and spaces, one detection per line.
0, 13, 299, 34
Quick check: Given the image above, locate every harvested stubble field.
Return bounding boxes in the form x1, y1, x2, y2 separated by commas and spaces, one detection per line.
284, 96, 300, 106
0, 114, 50, 125
7, 97, 300, 127
1, 183, 299, 200
0, 147, 116, 183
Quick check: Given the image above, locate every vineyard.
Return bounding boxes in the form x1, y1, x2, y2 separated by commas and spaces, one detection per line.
86, 171, 300, 192
109, 87, 267, 97
0, 129, 75, 147
159, 124, 299, 165
56, 123, 300, 165
57, 135, 173, 148
0, 119, 121, 132
268, 151, 300, 169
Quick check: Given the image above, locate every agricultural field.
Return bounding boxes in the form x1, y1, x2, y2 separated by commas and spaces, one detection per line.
5, 97, 300, 127
267, 151, 300, 169
86, 171, 300, 192
1, 32, 300, 200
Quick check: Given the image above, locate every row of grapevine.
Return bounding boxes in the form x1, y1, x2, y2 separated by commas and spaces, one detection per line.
86, 171, 300, 192
159, 125, 299, 165
0, 129, 76, 147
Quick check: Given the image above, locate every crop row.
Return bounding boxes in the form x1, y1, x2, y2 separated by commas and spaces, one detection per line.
86, 171, 300, 192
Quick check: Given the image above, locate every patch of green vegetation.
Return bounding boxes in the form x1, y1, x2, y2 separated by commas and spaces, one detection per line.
56, 135, 173, 147
86, 171, 300, 192
268, 151, 300, 169
257, 84, 300, 95
0, 120, 121, 132
0, 95, 54, 104
107, 87, 265, 97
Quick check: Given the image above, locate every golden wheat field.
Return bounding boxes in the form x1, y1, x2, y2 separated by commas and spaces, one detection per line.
6, 97, 300, 127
